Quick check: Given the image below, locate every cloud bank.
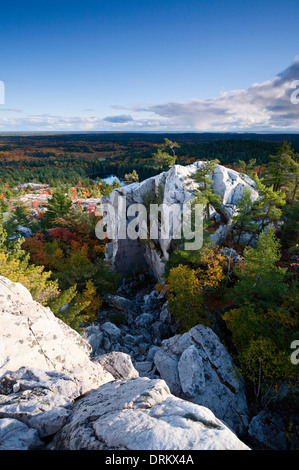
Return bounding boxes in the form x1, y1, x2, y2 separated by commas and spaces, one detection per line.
103, 114, 134, 123
0, 62, 298, 132
139, 61, 299, 131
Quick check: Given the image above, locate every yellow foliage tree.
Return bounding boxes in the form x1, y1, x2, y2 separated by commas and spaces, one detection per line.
80, 280, 103, 322
0, 231, 59, 305
196, 245, 227, 289
165, 245, 227, 332
167, 264, 205, 332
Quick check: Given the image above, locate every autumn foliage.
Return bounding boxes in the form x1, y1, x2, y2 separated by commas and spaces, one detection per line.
163, 245, 227, 332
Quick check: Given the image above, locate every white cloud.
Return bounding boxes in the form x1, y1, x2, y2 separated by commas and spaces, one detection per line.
0, 62, 298, 131
138, 61, 299, 131
103, 114, 134, 123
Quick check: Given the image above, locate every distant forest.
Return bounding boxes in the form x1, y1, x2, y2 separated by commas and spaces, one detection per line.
1, 132, 299, 185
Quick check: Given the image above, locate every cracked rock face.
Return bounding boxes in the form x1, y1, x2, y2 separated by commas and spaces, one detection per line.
101, 162, 258, 280
51, 377, 249, 450
0, 276, 114, 394
154, 324, 249, 436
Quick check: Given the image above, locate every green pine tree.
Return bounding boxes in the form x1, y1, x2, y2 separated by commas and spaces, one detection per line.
247, 176, 285, 244
152, 138, 179, 169
44, 189, 72, 226
230, 226, 288, 308
193, 160, 222, 220
267, 141, 298, 193
232, 187, 257, 244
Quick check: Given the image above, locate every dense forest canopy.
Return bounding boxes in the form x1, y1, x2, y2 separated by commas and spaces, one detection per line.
1, 132, 299, 186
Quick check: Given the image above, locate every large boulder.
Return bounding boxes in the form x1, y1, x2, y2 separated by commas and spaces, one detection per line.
0, 276, 114, 394
51, 377, 249, 450
100, 162, 258, 280
0, 357, 138, 439
0, 276, 144, 445
154, 324, 249, 436
93, 352, 139, 380
0, 276, 120, 443
248, 404, 299, 450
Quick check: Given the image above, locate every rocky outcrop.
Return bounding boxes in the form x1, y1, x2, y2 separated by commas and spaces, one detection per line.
101, 162, 258, 280
81, 286, 250, 437
0, 276, 114, 394
0, 358, 139, 443
82, 295, 249, 438
0, 276, 249, 450
153, 324, 249, 437
51, 377, 249, 450
0, 276, 121, 447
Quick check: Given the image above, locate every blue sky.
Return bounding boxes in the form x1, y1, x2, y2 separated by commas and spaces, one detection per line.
0, 0, 298, 131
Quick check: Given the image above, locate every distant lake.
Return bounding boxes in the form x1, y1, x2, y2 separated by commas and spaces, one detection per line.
97, 174, 126, 186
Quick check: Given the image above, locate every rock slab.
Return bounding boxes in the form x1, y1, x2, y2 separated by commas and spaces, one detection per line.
0, 276, 114, 394
154, 324, 249, 436
52, 377, 250, 450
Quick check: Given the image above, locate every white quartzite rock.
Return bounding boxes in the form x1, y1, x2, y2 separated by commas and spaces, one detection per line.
154, 324, 249, 436
178, 345, 205, 397
101, 162, 258, 280
93, 351, 139, 380
51, 377, 249, 450
0, 367, 82, 437
0, 276, 114, 394
0, 275, 250, 450
0, 276, 116, 443
248, 409, 288, 450
0, 418, 42, 450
